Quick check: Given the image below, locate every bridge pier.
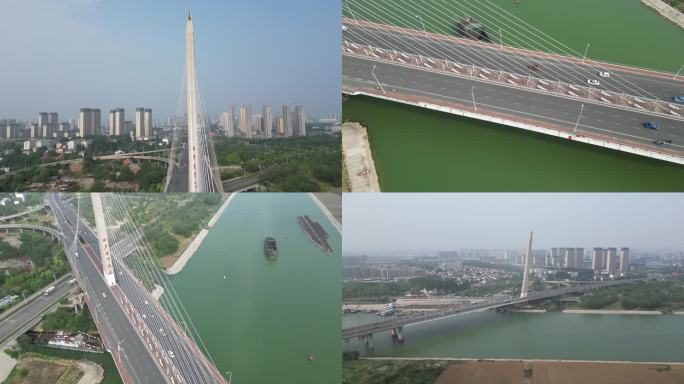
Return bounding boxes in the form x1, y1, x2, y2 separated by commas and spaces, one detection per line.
360, 334, 374, 351
391, 326, 404, 343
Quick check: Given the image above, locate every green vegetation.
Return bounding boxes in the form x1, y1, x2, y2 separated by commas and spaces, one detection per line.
41, 306, 97, 334
579, 280, 684, 311
213, 135, 341, 191
0, 233, 68, 304
342, 359, 450, 384
343, 275, 520, 302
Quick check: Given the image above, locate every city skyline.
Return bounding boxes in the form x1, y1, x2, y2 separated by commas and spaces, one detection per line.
0, 0, 340, 120
343, 193, 684, 254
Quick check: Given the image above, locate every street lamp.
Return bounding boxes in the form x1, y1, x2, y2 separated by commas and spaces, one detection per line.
415, 15, 427, 37
674, 64, 684, 80
471, 86, 477, 112
581, 42, 591, 64
573, 104, 585, 133
499, 28, 503, 51
371, 65, 386, 94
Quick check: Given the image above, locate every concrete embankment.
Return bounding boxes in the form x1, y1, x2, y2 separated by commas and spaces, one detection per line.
165, 194, 236, 275
342, 122, 381, 192
641, 0, 684, 29
309, 193, 341, 234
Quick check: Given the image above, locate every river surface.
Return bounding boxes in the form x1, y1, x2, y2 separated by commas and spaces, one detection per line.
169, 193, 341, 384
343, 311, 684, 362
343, 0, 684, 191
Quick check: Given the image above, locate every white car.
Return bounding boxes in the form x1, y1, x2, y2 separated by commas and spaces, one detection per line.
101, 292, 106, 298
342, 25, 348, 31
587, 79, 600, 86
598, 71, 610, 78
168, 350, 176, 359
142, 314, 147, 319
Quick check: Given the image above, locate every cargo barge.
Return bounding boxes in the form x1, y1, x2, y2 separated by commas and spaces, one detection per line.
297, 215, 333, 256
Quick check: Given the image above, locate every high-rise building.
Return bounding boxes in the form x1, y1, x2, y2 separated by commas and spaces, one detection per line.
294, 105, 306, 136
591, 248, 603, 271
79, 108, 102, 137
109, 108, 125, 136
605, 247, 618, 273
262, 105, 272, 138
276, 116, 286, 136
619, 247, 630, 274
48, 113, 58, 125
239, 106, 252, 138
144, 109, 152, 138
575, 248, 584, 269
564, 248, 577, 268
282, 105, 290, 136
38, 112, 49, 129
221, 107, 235, 137
135, 108, 145, 139
252, 114, 262, 137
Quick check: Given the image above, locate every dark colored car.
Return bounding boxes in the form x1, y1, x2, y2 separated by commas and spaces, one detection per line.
527, 63, 540, 71
643, 122, 660, 130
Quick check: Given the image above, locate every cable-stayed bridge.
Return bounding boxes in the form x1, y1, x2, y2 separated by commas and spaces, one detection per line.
167, 14, 223, 192
342, 0, 684, 164
48, 193, 230, 384
342, 231, 644, 346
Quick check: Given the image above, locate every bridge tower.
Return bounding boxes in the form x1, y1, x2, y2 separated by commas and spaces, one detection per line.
185, 13, 222, 192
186, 13, 200, 192
91, 194, 116, 286
520, 230, 533, 299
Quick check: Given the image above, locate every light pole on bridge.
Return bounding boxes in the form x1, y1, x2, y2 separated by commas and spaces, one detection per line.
371, 64, 386, 94
573, 103, 585, 133
471, 86, 477, 112
415, 15, 427, 37
675, 64, 684, 80
581, 42, 591, 64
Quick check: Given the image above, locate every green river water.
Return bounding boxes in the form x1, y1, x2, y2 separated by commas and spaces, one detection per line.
343, 0, 684, 191
343, 311, 684, 362
168, 194, 341, 384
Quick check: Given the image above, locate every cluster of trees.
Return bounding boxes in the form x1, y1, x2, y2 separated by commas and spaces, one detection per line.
0, 234, 68, 299
144, 224, 179, 258
343, 276, 472, 302
579, 280, 684, 310
81, 157, 166, 192
213, 135, 341, 191
41, 306, 97, 333
665, 0, 684, 12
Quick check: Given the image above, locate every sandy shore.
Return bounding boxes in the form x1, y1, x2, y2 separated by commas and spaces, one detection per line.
165, 194, 236, 275
309, 193, 341, 234
0, 341, 17, 382
563, 309, 662, 315
77, 360, 104, 384
641, 0, 684, 29
342, 122, 381, 192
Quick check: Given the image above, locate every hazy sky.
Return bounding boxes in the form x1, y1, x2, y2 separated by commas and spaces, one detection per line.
343, 193, 684, 254
0, 0, 340, 121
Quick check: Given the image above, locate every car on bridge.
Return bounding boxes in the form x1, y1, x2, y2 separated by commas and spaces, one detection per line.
598, 71, 610, 78
526, 63, 540, 71
654, 140, 672, 147
643, 122, 660, 130
673, 96, 684, 103
587, 79, 600, 86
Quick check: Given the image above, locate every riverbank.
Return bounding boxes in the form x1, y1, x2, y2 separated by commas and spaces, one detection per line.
563, 309, 663, 315
641, 0, 684, 28
342, 122, 380, 192
165, 194, 236, 275
308, 193, 341, 234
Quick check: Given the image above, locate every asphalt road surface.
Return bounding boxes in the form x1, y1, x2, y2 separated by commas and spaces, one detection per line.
222, 174, 260, 192
54, 196, 224, 384
49, 195, 168, 384
343, 24, 684, 102
344, 55, 684, 154
167, 142, 190, 192
0, 278, 73, 346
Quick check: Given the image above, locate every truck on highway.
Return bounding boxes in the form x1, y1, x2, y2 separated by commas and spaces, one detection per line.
44, 286, 56, 296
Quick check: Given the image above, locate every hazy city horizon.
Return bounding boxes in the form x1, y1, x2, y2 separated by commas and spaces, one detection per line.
343, 193, 684, 254
0, 0, 340, 120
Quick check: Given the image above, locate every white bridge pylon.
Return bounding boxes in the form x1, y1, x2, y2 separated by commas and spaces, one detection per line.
185, 13, 222, 192
92, 193, 116, 287
520, 230, 533, 299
